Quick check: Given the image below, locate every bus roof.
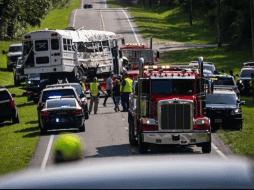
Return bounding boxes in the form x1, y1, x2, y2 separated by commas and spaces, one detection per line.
22, 29, 119, 42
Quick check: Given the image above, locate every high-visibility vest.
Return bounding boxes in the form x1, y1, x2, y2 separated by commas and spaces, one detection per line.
90, 82, 99, 97
81, 82, 86, 91
122, 78, 133, 92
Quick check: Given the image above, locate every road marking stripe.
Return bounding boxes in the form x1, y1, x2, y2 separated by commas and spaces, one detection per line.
40, 135, 54, 172
73, 9, 78, 28
212, 143, 228, 159
100, 10, 105, 31
121, 9, 140, 44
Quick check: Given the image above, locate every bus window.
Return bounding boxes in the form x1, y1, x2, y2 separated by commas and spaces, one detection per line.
98, 42, 103, 52
63, 39, 67, 51
23, 41, 33, 55
85, 42, 95, 53
67, 39, 71, 51
35, 40, 48, 52
102, 41, 109, 48
51, 39, 59, 50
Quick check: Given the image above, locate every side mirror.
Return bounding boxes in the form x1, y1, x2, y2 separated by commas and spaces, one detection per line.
2, 50, 6, 54
122, 38, 125, 46
235, 74, 239, 77
240, 101, 245, 105
157, 51, 159, 59
11, 94, 16, 97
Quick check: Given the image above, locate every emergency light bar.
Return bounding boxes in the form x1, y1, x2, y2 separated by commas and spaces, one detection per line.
144, 65, 197, 70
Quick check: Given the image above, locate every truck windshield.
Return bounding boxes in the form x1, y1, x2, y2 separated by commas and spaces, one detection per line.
151, 79, 194, 94
9, 46, 22, 52
206, 94, 236, 104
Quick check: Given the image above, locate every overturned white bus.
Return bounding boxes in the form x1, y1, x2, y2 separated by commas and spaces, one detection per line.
21, 28, 125, 83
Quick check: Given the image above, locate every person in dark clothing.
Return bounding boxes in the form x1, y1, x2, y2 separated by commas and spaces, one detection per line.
113, 79, 121, 112
229, 70, 235, 79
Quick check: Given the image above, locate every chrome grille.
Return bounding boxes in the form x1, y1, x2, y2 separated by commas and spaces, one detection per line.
158, 100, 193, 132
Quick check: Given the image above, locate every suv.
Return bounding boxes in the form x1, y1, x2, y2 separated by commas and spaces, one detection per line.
205, 90, 244, 131
236, 66, 254, 94
14, 57, 27, 86
205, 74, 240, 99
0, 88, 19, 124
46, 83, 89, 119
2, 44, 22, 71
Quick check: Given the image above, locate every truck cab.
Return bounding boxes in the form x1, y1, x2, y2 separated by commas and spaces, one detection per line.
128, 58, 211, 154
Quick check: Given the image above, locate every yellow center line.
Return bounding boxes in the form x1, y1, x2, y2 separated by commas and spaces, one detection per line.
100, 9, 105, 31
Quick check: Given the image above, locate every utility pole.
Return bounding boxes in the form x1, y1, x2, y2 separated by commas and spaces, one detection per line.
251, 0, 254, 61
217, 0, 221, 48
189, 0, 193, 25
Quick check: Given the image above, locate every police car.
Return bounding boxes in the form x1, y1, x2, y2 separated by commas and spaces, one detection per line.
205, 89, 245, 131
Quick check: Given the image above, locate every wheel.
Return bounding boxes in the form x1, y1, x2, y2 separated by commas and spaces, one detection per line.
202, 140, 211, 153
79, 122, 85, 132
76, 67, 84, 81
40, 126, 47, 135
129, 119, 137, 146
138, 124, 149, 154
7, 65, 12, 71
12, 114, 19, 124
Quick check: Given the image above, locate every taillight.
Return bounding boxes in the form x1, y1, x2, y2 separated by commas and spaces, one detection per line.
41, 111, 49, 117
74, 109, 83, 115
10, 99, 15, 108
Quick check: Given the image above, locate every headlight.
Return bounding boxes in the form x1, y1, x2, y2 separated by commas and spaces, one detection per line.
231, 109, 241, 115
28, 81, 32, 84
239, 80, 243, 83
194, 118, 209, 125
144, 118, 158, 125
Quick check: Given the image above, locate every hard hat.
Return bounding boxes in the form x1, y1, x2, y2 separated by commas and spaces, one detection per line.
82, 76, 87, 80
53, 133, 84, 162
93, 77, 98, 82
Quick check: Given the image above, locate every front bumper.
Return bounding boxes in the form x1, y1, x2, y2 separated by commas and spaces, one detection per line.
142, 131, 210, 145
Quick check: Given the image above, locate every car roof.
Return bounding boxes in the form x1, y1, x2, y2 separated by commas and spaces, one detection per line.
241, 67, 254, 71
42, 86, 77, 92
210, 90, 236, 94
46, 98, 77, 102
9, 44, 22, 47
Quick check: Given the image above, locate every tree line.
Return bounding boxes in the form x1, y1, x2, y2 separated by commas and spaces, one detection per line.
0, 0, 71, 40
140, 0, 252, 48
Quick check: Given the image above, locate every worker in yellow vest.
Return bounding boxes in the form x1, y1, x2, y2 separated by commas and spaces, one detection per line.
80, 76, 86, 92
89, 77, 107, 114
120, 73, 133, 112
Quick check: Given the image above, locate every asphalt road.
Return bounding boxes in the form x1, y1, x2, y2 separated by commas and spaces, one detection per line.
28, 0, 239, 172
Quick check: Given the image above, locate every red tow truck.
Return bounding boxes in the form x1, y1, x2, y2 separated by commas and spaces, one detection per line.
120, 43, 159, 70
128, 57, 212, 153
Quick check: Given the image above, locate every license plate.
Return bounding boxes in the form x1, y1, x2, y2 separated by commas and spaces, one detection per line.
214, 119, 222, 123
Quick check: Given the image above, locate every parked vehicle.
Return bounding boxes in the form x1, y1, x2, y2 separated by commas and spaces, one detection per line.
2, 44, 22, 71
39, 98, 85, 134
189, 61, 217, 74
13, 57, 27, 86
46, 83, 89, 119
205, 74, 240, 99
236, 65, 254, 95
0, 87, 19, 124
83, 3, 92, 8
128, 57, 211, 154
205, 89, 244, 131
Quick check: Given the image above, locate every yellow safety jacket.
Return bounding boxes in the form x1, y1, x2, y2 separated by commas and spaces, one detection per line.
81, 82, 86, 91
122, 78, 133, 93
90, 82, 99, 97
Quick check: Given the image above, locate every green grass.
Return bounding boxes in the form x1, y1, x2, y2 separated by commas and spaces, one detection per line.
160, 47, 254, 156
0, 0, 79, 176
107, 1, 217, 44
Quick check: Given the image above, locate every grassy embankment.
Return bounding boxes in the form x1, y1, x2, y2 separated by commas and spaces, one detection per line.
107, 2, 217, 44
0, 0, 79, 175
107, 1, 254, 157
